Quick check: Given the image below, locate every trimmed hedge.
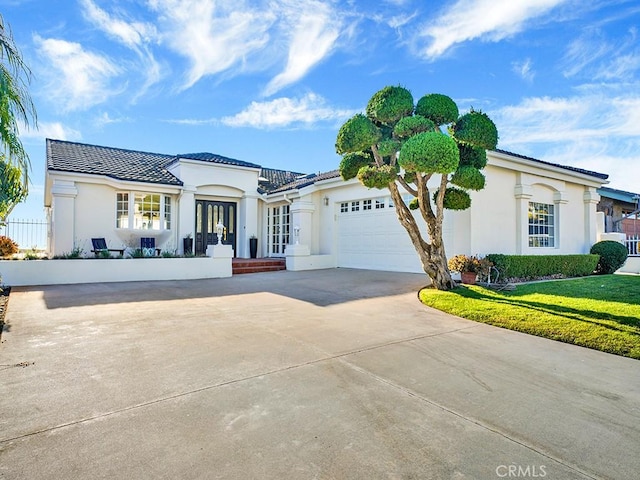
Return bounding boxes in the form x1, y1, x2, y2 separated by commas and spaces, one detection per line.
486, 254, 599, 282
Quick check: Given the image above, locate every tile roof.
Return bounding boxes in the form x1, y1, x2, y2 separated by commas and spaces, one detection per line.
268, 170, 341, 194
177, 152, 261, 169
258, 167, 307, 193
47, 139, 183, 186
494, 149, 609, 180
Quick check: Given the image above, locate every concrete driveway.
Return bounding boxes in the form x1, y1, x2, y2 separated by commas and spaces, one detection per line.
1, 269, 638, 479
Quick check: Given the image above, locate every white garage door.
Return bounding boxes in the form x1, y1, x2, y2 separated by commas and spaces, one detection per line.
337, 196, 424, 273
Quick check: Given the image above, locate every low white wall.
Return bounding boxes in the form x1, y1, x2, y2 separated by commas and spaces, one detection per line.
285, 254, 335, 271
0, 257, 232, 287
598, 232, 626, 243
618, 257, 640, 274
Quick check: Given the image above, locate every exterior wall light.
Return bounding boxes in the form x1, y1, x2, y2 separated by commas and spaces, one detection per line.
293, 225, 300, 245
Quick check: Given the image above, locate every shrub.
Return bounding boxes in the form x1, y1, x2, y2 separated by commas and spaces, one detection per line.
53, 247, 84, 259
0, 236, 18, 258
398, 131, 459, 174
453, 110, 498, 150
450, 166, 485, 191
366, 85, 414, 125
393, 115, 435, 139
415, 93, 459, 125
339, 151, 372, 181
590, 241, 628, 274
357, 164, 398, 189
458, 143, 487, 169
335, 114, 381, 154
486, 254, 599, 282
448, 254, 492, 276
433, 187, 471, 210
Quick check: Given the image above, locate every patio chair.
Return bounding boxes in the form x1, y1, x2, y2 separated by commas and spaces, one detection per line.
91, 238, 125, 257
140, 237, 161, 257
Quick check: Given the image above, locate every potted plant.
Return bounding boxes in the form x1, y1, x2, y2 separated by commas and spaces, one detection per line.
448, 254, 492, 285
183, 233, 193, 255
249, 235, 258, 259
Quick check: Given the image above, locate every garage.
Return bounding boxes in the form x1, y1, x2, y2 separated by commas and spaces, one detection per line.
337, 195, 424, 273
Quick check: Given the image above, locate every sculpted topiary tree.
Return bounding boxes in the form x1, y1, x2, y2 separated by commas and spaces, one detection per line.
336, 86, 498, 290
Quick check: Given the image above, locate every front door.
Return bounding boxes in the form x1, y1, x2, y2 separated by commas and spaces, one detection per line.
195, 200, 236, 255
267, 204, 290, 257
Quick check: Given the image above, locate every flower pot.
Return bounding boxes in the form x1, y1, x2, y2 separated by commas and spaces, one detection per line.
249, 238, 258, 258
461, 271, 477, 285
183, 237, 193, 255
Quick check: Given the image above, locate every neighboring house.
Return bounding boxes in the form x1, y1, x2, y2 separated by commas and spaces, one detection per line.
597, 186, 640, 237
45, 139, 608, 273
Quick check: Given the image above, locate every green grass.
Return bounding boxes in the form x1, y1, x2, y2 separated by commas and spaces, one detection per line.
419, 275, 640, 359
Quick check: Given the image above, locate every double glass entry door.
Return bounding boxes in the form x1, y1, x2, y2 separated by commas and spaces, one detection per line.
195, 200, 236, 255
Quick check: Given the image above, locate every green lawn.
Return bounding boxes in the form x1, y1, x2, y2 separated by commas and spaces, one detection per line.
419, 275, 640, 359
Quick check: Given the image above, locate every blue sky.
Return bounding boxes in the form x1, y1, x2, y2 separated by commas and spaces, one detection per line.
3, 0, 640, 220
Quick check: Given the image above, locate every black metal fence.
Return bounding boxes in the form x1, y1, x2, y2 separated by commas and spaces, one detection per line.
0, 218, 47, 250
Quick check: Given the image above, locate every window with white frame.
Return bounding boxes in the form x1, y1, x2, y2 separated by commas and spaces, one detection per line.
116, 192, 172, 230
375, 198, 385, 209
116, 193, 129, 228
528, 202, 555, 247
164, 196, 171, 229
340, 202, 349, 213
363, 199, 372, 210
351, 201, 360, 212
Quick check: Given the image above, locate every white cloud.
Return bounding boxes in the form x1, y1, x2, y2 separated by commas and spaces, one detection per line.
21, 121, 82, 141
388, 12, 417, 30
221, 93, 357, 128
34, 35, 122, 111
149, 0, 275, 89
418, 0, 568, 59
80, 0, 157, 49
512, 58, 535, 83
94, 112, 131, 128
80, 0, 163, 98
493, 90, 640, 192
263, 1, 341, 96
164, 117, 216, 126
562, 30, 611, 78
563, 27, 640, 81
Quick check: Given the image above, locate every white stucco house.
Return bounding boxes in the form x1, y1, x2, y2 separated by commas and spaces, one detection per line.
44, 139, 608, 273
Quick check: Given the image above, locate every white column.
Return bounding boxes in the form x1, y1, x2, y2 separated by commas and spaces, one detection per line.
584, 188, 600, 251
290, 201, 315, 248
50, 180, 78, 256
239, 193, 259, 258
178, 185, 196, 254
514, 183, 533, 254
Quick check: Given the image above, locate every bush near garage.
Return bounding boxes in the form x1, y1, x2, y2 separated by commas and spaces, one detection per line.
486, 254, 599, 282
589, 241, 628, 275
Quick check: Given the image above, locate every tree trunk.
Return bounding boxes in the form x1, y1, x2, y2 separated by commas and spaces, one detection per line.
388, 181, 456, 290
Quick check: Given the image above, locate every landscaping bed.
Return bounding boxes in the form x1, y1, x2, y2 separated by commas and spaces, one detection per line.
420, 275, 640, 359
0, 286, 10, 337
